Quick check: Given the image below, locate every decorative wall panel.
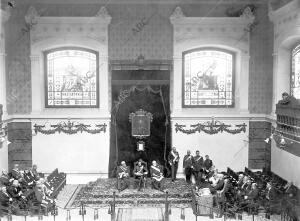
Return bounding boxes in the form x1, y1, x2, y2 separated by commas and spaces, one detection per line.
5, 2, 273, 115
7, 122, 32, 171
248, 121, 271, 169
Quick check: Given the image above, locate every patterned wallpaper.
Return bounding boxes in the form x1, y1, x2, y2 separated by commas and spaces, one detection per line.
5, 2, 273, 114
6, 7, 32, 114
248, 5, 273, 114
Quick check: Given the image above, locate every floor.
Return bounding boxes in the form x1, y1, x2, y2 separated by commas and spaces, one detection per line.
0, 184, 283, 221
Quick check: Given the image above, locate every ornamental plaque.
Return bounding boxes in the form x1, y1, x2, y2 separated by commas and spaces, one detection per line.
129, 109, 153, 139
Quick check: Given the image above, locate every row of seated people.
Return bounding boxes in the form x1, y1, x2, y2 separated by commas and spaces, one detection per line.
0, 164, 57, 215
192, 166, 299, 219
225, 167, 299, 217
117, 159, 164, 192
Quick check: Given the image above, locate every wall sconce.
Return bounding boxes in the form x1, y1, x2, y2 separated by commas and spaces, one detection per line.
264, 127, 293, 148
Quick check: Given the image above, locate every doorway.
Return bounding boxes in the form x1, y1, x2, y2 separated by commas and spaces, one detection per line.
109, 68, 171, 177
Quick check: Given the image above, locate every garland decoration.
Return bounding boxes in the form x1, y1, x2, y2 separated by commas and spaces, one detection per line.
34, 120, 107, 135
174, 120, 246, 135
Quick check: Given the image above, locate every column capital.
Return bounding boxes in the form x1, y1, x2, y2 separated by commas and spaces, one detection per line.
30, 55, 40, 61
173, 56, 182, 61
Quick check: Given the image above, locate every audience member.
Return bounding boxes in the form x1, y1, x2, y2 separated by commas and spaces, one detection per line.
0, 186, 13, 207
209, 174, 224, 194
11, 164, 22, 180
117, 161, 130, 192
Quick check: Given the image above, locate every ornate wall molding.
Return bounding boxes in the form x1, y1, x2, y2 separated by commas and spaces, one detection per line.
170, 6, 254, 117
174, 121, 247, 135
170, 6, 255, 53
28, 6, 111, 118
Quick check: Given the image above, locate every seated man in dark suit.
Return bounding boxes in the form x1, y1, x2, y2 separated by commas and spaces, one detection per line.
237, 173, 245, 188
11, 164, 22, 180
31, 165, 39, 180
284, 182, 298, 199
7, 180, 27, 209
265, 182, 278, 214
237, 176, 251, 201
209, 174, 224, 194
133, 159, 148, 191
22, 169, 36, 189
241, 183, 259, 211
0, 170, 12, 187
34, 180, 55, 213
150, 161, 164, 192
117, 161, 130, 192
0, 186, 13, 207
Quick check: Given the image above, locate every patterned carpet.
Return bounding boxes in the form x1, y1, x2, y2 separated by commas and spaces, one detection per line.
72, 178, 192, 208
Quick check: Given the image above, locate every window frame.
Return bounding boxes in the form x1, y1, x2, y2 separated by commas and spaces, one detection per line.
44, 46, 100, 108
290, 43, 300, 100
182, 47, 236, 108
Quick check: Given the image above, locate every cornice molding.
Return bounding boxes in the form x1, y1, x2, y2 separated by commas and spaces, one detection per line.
170, 114, 273, 122
3, 115, 111, 123
16, 0, 268, 5
269, 0, 300, 27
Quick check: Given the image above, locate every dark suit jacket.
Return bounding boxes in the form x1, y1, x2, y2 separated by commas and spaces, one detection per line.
34, 186, 45, 203
11, 169, 22, 180
117, 166, 130, 178
247, 188, 259, 201
183, 155, 194, 168
0, 191, 11, 203
0, 174, 10, 186
7, 186, 22, 199
168, 151, 179, 165
214, 179, 225, 191
133, 164, 148, 176
266, 187, 277, 201
193, 156, 203, 171
285, 185, 298, 198
23, 172, 35, 186
203, 159, 213, 170
150, 165, 163, 178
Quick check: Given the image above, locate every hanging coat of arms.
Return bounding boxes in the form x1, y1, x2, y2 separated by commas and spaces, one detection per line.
129, 109, 153, 139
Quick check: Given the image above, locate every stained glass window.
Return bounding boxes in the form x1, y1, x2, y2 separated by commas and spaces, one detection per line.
183, 48, 235, 107
45, 48, 99, 108
291, 44, 300, 99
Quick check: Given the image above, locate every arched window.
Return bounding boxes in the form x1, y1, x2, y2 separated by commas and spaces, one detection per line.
182, 48, 235, 107
44, 47, 99, 108
291, 44, 300, 99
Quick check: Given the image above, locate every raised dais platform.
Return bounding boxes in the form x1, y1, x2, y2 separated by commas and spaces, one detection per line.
71, 178, 192, 208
